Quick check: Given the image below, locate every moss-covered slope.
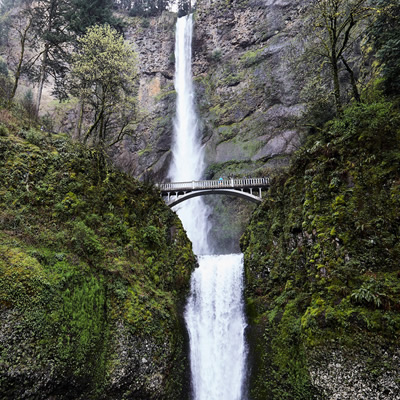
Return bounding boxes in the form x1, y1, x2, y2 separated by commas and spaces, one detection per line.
0, 122, 195, 399
241, 101, 400, 399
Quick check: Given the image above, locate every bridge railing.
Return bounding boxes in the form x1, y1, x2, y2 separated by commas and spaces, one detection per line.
158, 177, 269, 192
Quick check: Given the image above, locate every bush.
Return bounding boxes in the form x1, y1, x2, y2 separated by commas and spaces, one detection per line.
0, 123, 8, 136
0, 67, 12, 106
20, 89, 37, 120
25, 128, 44, 146
71, 220, 104, 258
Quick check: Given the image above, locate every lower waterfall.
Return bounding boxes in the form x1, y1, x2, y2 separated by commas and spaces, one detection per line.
185, 254, 247, 400
169, 15, 248, 400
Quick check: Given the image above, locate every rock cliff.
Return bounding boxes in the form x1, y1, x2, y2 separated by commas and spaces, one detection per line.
116, 0, 313, 250
115, 0, 311, 182
241, 101, 400, 399
112, 12, 177, 181
0, 125, 195, 399
193, 0, 312, 251
193, 0, 308, 176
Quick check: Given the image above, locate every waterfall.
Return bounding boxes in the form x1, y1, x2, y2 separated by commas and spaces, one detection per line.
168, 15, 210, 255
169, 15, 247, 400
185, 254, 247, 400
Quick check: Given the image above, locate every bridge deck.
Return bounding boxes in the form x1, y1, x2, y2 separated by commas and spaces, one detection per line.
157, 177, 270, 207
158, 177, 269, 193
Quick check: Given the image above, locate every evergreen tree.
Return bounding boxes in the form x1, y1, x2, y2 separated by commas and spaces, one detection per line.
30, 0, 122, 111
127, 0, 173, 17
369, 0, 400, 95
31, 0, 71, 111
66, 0, 120, 35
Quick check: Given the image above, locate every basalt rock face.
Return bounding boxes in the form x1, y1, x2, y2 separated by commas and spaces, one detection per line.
192, 0, 311, 251
112, 12, 177, 182
193, 0, 310, 177
118, 0, 311, 182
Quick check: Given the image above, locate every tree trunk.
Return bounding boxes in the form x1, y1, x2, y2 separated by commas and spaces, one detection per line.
84, 109, 103, 143
341, 56, 361, 103
9, 18, 32, 104
76, 101, 84, 140
99, 95, 106, 147
331, 57, 342, 114
35, 45, 49, 115
36, 0, 57, 115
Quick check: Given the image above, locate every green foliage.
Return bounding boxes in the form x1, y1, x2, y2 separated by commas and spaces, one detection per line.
301, 0, 375, 113
0, 58, 12, 106
210, 49, 222, 62
351, 284, 382, 308
71, 220, 104, 258
0, 0, 121, 107
67, 0, 119, 35
127, 0, 172, 17
0, 123, 8, 136
369, 0, 400, 95
142, 224, 163, 247
70, 24, 138, 148
0, 120, 195, 398
250, 297, 319, 400
20, 89, 36, 120
242, 100, 400, 398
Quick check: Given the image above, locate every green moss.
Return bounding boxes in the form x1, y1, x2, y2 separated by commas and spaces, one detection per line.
154, 88, 176, 102
240, 46, 268, 67
138, 145, 152, 156
242, 100, 400, 398
0, 125, 195, 398
0, 123, 9, 136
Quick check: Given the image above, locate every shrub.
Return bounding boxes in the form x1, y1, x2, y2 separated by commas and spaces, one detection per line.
71, 220, 104, 258
0, 123, 8, 136
20, 89, 37, 120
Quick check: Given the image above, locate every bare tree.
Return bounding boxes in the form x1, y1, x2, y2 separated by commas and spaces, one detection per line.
6, 2, 36, 103
308, 0, 376, 113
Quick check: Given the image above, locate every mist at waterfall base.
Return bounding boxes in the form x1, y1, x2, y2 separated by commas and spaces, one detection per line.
168, 15, 248, 400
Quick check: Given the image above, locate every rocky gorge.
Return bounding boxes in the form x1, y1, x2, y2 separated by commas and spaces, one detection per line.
115, 0, 309, 182
113, 0, 314, 251
1, 0, 399, 398
111, 0, 400, 397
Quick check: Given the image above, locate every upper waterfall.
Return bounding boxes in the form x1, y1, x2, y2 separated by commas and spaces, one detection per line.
168, 15, 210, 255
168, 15, 204, 183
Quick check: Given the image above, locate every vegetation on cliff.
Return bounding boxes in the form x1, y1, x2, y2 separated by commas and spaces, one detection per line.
70, 24, 138, 147
241, 96, 400, 398
241, 4, 400, 397
0, 109, 195, 399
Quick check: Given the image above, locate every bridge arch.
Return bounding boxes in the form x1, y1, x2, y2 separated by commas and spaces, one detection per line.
158, 177, 269, 208
167, 188, 262, 207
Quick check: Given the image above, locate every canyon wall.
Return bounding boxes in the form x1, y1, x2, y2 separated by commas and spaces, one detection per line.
115, 0, 311, 182
116, 0, 312, 251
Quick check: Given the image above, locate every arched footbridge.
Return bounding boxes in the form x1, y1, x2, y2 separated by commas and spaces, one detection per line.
157, 177, 270, 207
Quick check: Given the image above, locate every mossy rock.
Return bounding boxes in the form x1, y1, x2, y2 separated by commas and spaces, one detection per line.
242, 101, 400, 398
0, 127, 195, 399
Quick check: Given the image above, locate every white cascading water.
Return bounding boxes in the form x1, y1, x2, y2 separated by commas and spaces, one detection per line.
169, 15, 247, 400
168, 14, 210, 255
185, 254, 247, 400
